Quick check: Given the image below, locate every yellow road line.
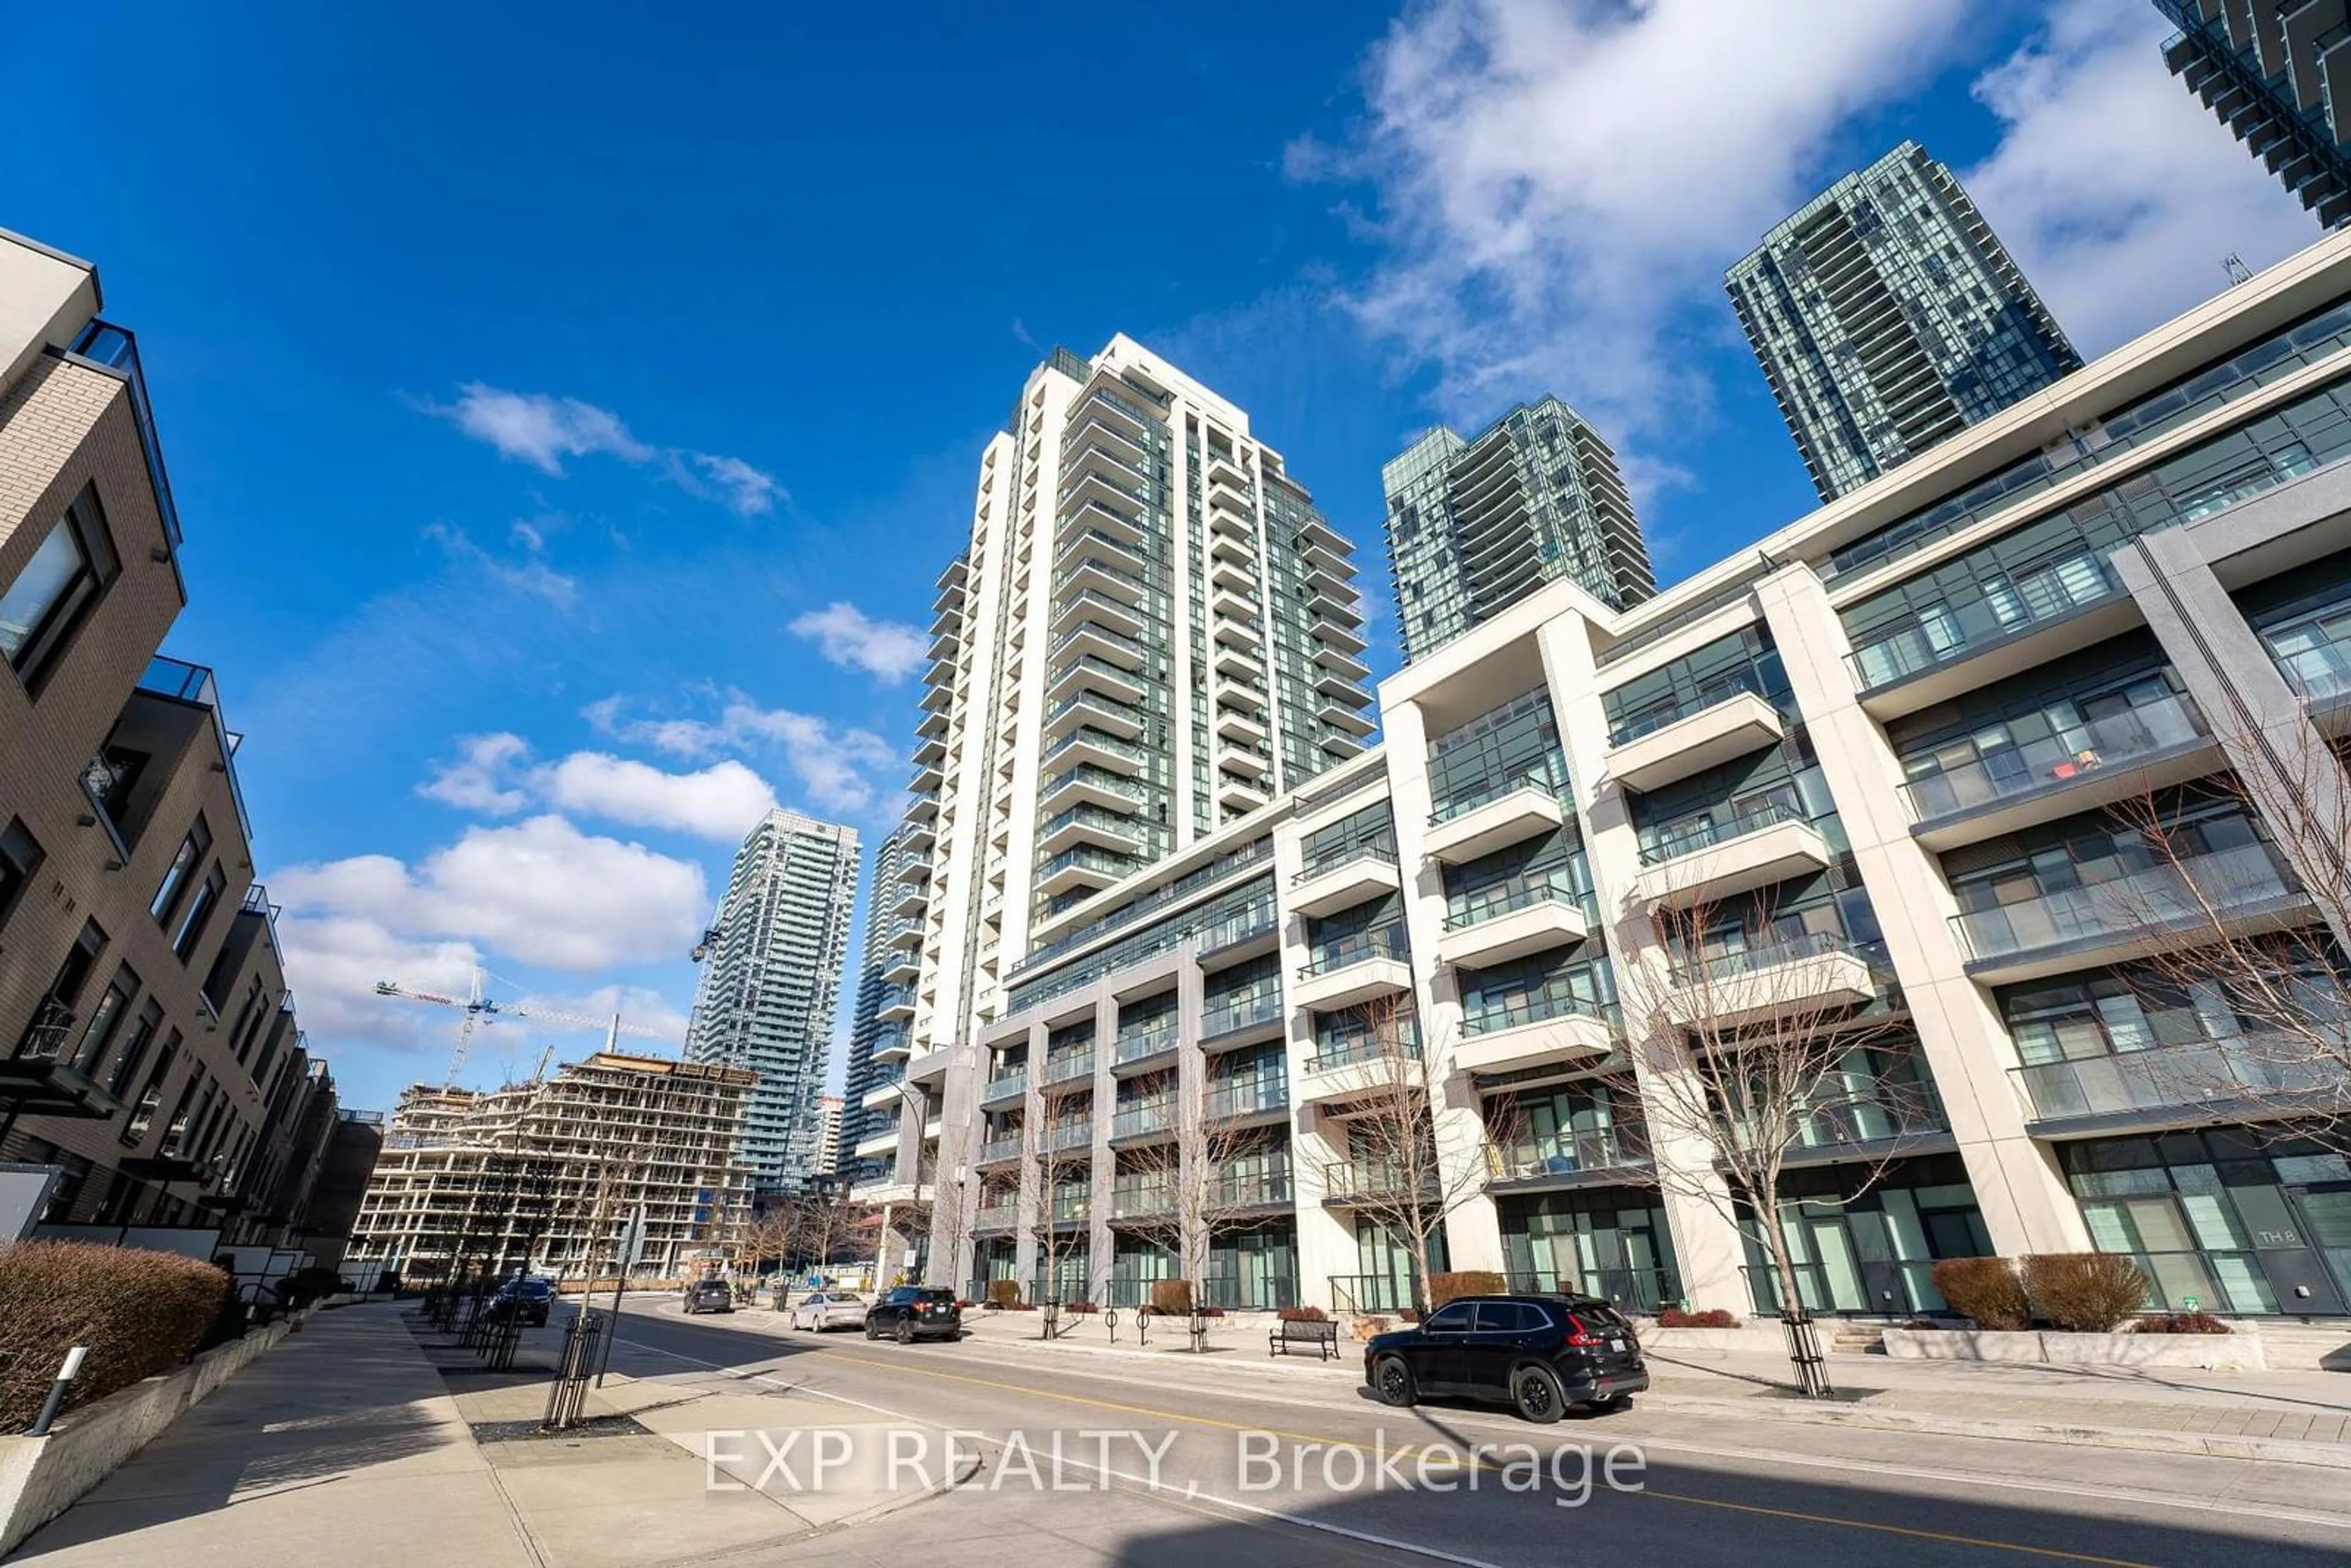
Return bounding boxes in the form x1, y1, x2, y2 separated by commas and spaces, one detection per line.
800, 1346, 2156, 1567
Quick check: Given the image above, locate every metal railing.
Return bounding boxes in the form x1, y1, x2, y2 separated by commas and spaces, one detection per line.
1200, 991, 1284, 1038
1670, 929, 1861, 986
1294, 839, 1398, 883
1303, 1035, 1417, 1075
1328, 1274, 1419, 1313
1210, 1166, 1294, 1207
1638, 794, 1808, 865
1044, 1121, 1095, 1152
2010, 1034, 2345, 1121
1899, 692, 2207, 822
1502, 1266, 1679, 1315
1111, 1099, 1171, 1138
1041, 725, 1150, 768
979, 1136, 1022, 1163
1322, 1160, 1436, 1200
1114, 1028, 1177, 1063
1039, 764, 1147, 806
983, 1067, 1029, 1100
1198, 1272, 1300, 1311
1460, 991, 1611, 1039
1951, 841, 2298, 962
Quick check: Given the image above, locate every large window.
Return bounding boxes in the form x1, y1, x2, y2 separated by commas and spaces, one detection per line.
0, 817, 42, 935
171, 865, 227, 962
0, 489, 119, 688
150, 817, 211, 923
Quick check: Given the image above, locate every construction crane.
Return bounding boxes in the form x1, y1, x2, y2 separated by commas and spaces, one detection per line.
373, 965, 679, 1086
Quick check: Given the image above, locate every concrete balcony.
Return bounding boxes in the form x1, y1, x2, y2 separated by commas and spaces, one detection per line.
905, 1046, 951, 1084
882, 950, 922, 985
1662, 934, 1877, 1030
1607, 689, 1784, 795
1424, 783, 1567, 865
1292, 932, 1412, 1013
981, 1068, 1029, 1107
1294, 1043, 1417, 1108
1452, 1002, 1614, 1075
1436, 879, 1589, 968
877, 988, 918, 1024
850, 1180, 918, 1206
1289, 844, 1400, 917
1902, 691, 2216, 852
853, 1123, 904, 1158
1635, 804, 1830, 909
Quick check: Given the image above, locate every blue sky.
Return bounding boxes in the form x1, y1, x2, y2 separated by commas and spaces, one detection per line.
2, 1, 2318, 1112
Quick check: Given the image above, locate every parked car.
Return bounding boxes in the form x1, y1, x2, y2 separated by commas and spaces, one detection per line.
1364, 1294, 1647, 1424
863, 1285, 962, 1343
683, 1278, 735, 1315
788, 1290, 869, 1332
492, 1276, 555, 1326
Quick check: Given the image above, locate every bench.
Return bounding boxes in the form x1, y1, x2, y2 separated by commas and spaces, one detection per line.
1269, 1317, 1339, 1361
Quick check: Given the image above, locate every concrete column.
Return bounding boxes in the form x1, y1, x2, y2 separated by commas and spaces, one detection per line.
1176, 955, 1209, 1282
1382, 696, 1508, 1278
1089, 994, 1117, 1301
1275, 814, 1363, 1310
1541, 615, 1752, 1313
1012, 1022, 1043, 1295
2114, 528, 2351, 953
1752, 566, 2091, 1258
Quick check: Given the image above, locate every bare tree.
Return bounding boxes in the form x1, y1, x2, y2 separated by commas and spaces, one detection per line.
2093, 740, 2351, 1149
1109, 1060, 1282, 1314
1325, 992, 1521, 1313
921, 1169, 978, 1297
1611, 896, 1932, 1324
1025, 1079, 1093, 1326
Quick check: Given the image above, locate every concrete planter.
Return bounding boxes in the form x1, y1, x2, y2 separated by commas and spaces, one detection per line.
1635, 1323, 1789, 1355
1881, 1326, 2264, 1371
0, 1319, 297, 1555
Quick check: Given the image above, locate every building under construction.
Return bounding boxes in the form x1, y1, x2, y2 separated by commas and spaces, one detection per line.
347, 1052, 756, 1283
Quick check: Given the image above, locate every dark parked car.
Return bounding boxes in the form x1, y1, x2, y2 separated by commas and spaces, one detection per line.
683, 1278, 734, 1315
1365, 1294, 1647, 1424
493, 1276, 555, 1326
863, 1285, 962, 1343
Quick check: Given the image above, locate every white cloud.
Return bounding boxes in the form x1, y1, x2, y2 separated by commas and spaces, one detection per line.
788, 601, 930, 682
588, 694, 898, 815
511, 983, 694, 1053
272, 912, 484, 1057
426, 383, 782, 515
272, 814, 708, 974
534, 752, 778, 841
1961, 0, 2318, 357
424, 522, 579, 609
1302, 0, 1971, 440
435, 384, 654, 474
420, 732, 531, 814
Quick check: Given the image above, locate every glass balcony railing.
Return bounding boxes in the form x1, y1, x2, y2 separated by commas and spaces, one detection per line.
1461, 991, 1612, 1038
1114, 1028, 1177, 1063
1488, 1128, 1650, 1180
1671, 929, 1861, 986
1048, 621, 1152, 667
1111, 1182, 1173, 1217
1200, 990, 1283, 1037
1048, 1191, 1092, 1220
1847, 553, 2123, 690
1304, 1033, 1419, 1075
1607, 667, 1771, 746
2266, 605, 2351, 705
1210, 1167, 1294, 1207
1051, 651, 1150, 694
980, 1135, 1022, 1162
1300, 926, 1409, 977
1445, 869, 1587, 929
1324, 1160, 1435, 1199
1951, 841, 2299, 964
1204, 1076, 1289, 1119
1041, 725, 1150, 769
1111, 1099, 1171, 1137
1293, 839, 1397, 883
1043, 1048, 1097, 1084
1044, 1121, 1095, 1153
1638, 795, 1809, 866
1900, 692, 2206, 822
2010, 1034, 2344, 1121
1039, 764, 1147, 806
984, 1066, 1029, 1098
1429, 769, 1567, 826
1043, 687, 1148, 735
975, 1202, 1019, 1228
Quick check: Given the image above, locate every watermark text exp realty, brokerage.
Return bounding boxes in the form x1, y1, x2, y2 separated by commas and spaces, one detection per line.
704, 1426, 1648, 1508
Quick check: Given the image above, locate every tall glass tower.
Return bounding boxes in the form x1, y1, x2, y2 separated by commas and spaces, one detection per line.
1727, 141, 2082, 502
838, 817, 918, 1182
683, 809, 860, 1191
1380, 396, 1654, 662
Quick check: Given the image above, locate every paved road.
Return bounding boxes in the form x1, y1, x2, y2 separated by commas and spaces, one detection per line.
599, 1299, 2351, 1567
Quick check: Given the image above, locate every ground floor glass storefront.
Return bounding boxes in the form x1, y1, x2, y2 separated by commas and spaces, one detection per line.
1740, 1155, 1992, 1316
1496, 1187, 1679, 1311
2060, 1130, 2351, 1315
1204, 1223, 1299, 1308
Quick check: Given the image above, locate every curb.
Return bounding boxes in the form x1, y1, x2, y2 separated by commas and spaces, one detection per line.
1637, 1392, 2351, 1469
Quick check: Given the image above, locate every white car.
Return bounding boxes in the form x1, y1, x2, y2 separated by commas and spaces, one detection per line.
789, 1290, 869, 1332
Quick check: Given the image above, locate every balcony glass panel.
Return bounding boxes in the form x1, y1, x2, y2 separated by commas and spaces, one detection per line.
1302, 925, 1409, 976
1638, 791, 1808, 865
1901, 687, 2204, 820
2265, 599, 2351, 705
2012, 1035, 2343, 1120
1951, 838, 2297, 962
1848, 550, 2121, 689
1445, 868, 1586, 929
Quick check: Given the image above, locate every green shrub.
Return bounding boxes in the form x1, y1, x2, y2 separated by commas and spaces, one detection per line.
1428, 1270, 1505, 1307
1149, 1278, 1193, 1316
985, 1279, 1021, 1308
0, 1242, 230, 1428
1930, 1257, 2028, 1331
2022, 1253, 2150, 1333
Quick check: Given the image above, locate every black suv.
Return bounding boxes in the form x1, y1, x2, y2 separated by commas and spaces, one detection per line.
1365, 1294, 1646, 1423
863, 1286, 962, 1343
493, 1276, 555, 1326
683, 1278, 733, 1315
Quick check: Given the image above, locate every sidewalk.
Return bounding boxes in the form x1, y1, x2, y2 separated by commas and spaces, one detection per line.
947, 1308, 2351, 1465
7, 1303, 952, 1568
